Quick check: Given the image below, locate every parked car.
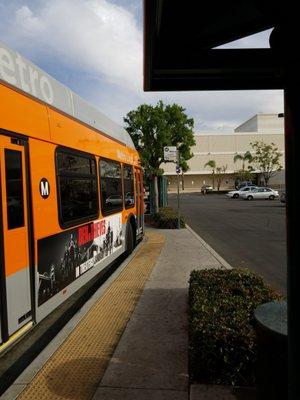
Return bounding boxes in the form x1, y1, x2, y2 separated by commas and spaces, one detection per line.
240, 187, 279, 200
105, 195, 123, 206
226, 185, 258, 199
237, 181, 254, 189
201, 184, 213, 194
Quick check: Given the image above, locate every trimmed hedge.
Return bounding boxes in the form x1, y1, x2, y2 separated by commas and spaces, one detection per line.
189, 268, 282, 386
153, 207, 185, 229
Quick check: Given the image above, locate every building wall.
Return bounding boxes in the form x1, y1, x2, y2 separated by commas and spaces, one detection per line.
235, 115, 258, 132
234, 114, 284, 133
167, 174, 236, 192
163, 114, 285, 192
257, 114, 284, 133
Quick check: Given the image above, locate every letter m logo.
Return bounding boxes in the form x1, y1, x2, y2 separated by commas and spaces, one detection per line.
40, 178, 50, 198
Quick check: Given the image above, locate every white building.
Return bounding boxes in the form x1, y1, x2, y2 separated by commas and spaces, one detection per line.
162, 114, 285, 191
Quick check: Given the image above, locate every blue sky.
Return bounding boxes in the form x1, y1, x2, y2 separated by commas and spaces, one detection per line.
0, 0, 283, 132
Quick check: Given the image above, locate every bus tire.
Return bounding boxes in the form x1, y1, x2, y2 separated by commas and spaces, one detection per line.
125, 223, 134, 255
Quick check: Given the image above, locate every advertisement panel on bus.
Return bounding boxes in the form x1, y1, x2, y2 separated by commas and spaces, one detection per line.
37, 213, 123, 305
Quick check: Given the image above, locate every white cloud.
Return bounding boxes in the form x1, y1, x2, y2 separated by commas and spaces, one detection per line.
10, 0, 142, 90
15, 5, 45, 33
133, 89, 284, 132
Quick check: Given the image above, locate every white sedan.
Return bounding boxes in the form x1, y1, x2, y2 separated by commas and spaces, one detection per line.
226, 186, 258, 199
240, 187, 279, 200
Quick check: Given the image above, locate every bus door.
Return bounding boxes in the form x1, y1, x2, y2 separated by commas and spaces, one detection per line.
134, 168, 143, 236
0, 134, 33, 344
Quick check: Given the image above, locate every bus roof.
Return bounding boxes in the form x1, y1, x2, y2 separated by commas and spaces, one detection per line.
0, 41, 135, 149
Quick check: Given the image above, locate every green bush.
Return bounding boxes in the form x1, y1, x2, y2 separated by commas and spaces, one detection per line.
189, 268, 282, 386
153, 207, 185, 228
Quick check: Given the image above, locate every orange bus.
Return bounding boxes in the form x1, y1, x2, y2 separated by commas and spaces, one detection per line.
0, 41, 144, 350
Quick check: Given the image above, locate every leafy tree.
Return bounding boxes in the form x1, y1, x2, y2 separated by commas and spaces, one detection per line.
250, 141, 283, 186
204, 160, 216, 189
215, 165, 228, 191
204, 161, 228, 191
124, 101, 195, 212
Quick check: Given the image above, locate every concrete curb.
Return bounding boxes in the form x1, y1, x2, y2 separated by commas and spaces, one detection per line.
185, 224, 232, 270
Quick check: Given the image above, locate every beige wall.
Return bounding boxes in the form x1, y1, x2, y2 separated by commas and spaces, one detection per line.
235, 114, 284, 133
162, 114, 285, 192
162, 131, 285, 176
166, 174, 236, 192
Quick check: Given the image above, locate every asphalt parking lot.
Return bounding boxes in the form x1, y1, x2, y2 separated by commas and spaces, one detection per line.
168, 192, 287, 295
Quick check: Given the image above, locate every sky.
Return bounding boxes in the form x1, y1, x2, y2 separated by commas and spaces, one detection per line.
0, 0, 284, 132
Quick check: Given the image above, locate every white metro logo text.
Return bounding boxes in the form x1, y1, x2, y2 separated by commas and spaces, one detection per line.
0, 46, 54, 105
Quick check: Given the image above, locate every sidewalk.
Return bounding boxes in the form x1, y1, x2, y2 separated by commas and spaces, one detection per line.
92, 226, 227, 400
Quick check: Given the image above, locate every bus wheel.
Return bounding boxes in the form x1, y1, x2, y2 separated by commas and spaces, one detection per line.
125, 223, 134, 255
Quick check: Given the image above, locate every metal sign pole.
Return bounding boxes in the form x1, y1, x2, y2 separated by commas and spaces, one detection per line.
176, 149, 180, 229
163, 145, 180, 229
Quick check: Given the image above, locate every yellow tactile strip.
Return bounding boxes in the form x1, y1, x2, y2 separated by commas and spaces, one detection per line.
18, 232, 165, 400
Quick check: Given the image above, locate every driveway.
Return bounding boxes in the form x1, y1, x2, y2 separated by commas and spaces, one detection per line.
168, 192, 287, 295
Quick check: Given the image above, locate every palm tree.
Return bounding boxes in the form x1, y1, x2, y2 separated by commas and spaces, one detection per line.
204, 160, 216, 189
233, 151, 253, 170
233, 151, 254, 187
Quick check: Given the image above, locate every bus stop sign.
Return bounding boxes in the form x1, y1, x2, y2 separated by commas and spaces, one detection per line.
164, 146, 177, 162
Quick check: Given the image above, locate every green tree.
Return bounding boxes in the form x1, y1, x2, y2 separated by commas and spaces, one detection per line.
234, 169, 254, 185
204, 160, 216, 189
124, 101, 195, 213
250, 141, 283, 186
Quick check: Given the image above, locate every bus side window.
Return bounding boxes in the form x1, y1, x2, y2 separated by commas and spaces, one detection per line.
99, 159, 123, 215
5, 149, 25, 229
56, 148, 99, 227
123, 164, 135, 209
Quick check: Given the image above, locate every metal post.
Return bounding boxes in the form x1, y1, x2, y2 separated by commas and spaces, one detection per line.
269, 24, 299, 400
284, 84, 300, 400
176, 149, 180, 229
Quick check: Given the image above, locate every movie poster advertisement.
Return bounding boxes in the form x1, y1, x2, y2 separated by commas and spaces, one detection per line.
37, 214, 123, 306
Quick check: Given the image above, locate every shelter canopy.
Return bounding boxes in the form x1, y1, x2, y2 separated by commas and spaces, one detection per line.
144, 0, 293, 91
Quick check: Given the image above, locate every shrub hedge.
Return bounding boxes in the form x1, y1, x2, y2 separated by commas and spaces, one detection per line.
189, 268, 282, 386
153, 207, 185, 229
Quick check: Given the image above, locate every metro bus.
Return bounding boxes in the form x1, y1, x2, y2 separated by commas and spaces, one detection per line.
0, 41, 144, 351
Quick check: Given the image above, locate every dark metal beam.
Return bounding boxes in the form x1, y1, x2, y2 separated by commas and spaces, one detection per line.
146, 49, 283, 91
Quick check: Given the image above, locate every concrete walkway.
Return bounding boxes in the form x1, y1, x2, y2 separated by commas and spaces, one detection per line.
93, 227, 227, 400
